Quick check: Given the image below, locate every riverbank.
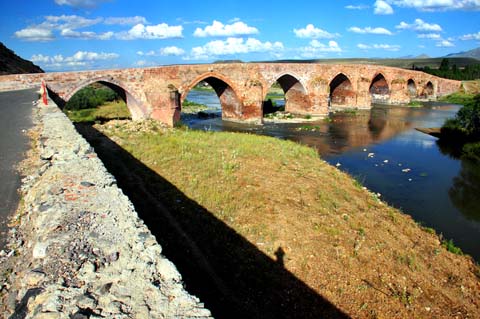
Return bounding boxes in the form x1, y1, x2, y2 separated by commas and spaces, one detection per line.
81, 119, 480, 318
0, 100, 211, 318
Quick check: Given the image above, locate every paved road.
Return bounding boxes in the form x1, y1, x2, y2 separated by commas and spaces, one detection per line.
0, 88, 36, 249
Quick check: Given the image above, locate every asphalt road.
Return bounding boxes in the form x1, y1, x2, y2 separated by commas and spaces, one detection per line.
0, 88, 36, 250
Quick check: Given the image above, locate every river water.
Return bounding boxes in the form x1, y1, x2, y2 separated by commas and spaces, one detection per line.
185, 89, 480, 261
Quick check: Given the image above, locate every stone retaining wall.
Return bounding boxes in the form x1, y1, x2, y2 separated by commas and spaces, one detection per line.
1, 97, 212, 318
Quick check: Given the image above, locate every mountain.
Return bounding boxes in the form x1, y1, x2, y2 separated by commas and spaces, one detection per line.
445, 47, 480, 60
398, 54, 430, 59
0, 42, 44, 75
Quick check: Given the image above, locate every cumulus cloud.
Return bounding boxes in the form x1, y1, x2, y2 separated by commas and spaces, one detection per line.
345, 4, 369, 10
459, 31, 480, 40
14, 27, 54, 41
13, 15, 178, 42
298, 40, 342, 58
348, 26, 393, 35
137, 46, 185, 56
117, 23, 183, 40
60, 28, 113, 40
54, 0, 110, 8
31, 51, 119, 70
357, 43, 401, 51
104, 16, 148, 25
436, 40, 455, 47
193, 20, 258, 37
374, 0, 394, 14
396, 19, 442, 32
294, 24, 339, 39
187, 37, 283, 60
417, 33, 441, 39
389, 0, 480, 11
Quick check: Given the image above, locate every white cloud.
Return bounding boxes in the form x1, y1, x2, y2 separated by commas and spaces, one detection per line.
345, 4, 369, 10
104, 16, 148, 25
348, 26, 393, 35
160, 46, 185, 56
193, 20, 258, 37
60, 28, 113, 40
54, 0, 110, 8
390, 0, 480, 11
459, 31, 480, 40
298, 40, 342, 58
44, 15, 102, 30
14, 15, 179, 42
134, 60, 157, 67
396, 19, 442, 32
137, 46, 185, 56
417, 33, 441, 39
31, 51, 119, 70
436, 40, 455, 47
118, 23, 183, 40
294, 24, 339, 39
187, 37, 283, 60
374, 0, 394, 14
357, 43, 401, 51
14, 27, 54, 41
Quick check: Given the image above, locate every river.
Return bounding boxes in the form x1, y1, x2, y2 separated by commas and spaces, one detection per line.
184, 89, 480, 261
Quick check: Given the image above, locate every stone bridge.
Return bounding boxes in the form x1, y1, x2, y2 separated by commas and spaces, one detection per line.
0, 63, 461, 126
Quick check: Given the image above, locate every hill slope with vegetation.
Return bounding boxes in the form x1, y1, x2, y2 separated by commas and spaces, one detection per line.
0, 42, 43, 75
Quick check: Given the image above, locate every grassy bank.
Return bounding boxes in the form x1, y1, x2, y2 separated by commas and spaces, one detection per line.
181, 99, 209, 114
65, 100, 130, 122
85, 120, 480, 319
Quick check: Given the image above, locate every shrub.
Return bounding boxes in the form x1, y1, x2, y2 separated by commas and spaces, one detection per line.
65, 85, 119, 110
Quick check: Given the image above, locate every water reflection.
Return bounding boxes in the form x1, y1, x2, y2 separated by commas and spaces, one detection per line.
450, 160, 480, 222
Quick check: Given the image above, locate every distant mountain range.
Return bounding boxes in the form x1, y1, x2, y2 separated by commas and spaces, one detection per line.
0, 42, 43, 75
445, 47, 480, 60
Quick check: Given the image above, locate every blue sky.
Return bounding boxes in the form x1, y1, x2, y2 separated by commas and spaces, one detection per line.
1, 0, 479, 71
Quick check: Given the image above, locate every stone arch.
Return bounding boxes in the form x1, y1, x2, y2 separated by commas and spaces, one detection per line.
64, 77, 146, 120
423, 81, 435, 98
329, 73, 355, 108
407, 79, 417, 97
182, 72, 243, 119
263, 74, 311, 115
369, 73, 390, 103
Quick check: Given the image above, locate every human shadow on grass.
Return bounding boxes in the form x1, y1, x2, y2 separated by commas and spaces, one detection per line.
75, 123, 351, 319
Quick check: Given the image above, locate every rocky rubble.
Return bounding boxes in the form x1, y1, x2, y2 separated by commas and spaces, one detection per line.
0, 99, 212, 318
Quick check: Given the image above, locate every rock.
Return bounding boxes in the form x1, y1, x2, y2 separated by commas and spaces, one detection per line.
32, 242, 48, 259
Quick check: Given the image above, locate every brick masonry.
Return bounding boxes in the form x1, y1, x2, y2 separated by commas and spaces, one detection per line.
0, 63, 461, 126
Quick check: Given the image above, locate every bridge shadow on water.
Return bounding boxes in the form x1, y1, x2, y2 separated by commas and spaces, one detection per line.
75, 123, 350, 319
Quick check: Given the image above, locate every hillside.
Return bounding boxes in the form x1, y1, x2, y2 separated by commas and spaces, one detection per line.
446, 47, 480, 60
259, 56, 479, 69
0, 42, 43, 75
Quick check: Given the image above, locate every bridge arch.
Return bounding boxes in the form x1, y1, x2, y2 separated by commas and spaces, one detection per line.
182, 72, 243, 119
423, 81, 435, 98
407, 79, 417, 97
329, 73, 355, 108
369, 73, 390, 103
263, 73, 311, 115
63, 77, 147, 120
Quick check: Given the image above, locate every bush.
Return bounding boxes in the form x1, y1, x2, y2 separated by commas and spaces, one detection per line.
65, 85, 119, 110
441, 94, 480, 141
462, 142, 480, 162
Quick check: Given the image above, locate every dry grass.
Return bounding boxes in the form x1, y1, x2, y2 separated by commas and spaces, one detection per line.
95, 120, 480, 318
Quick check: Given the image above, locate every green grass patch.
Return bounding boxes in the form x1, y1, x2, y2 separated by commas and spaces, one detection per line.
439, 92, 476, 105
442, 238, 463, 255
182, 99, 209, 114
65, 100, 130, 123
408, 101, 423, 107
